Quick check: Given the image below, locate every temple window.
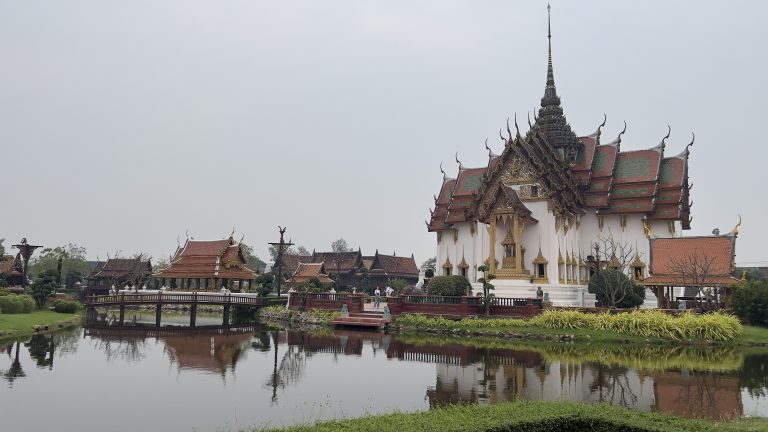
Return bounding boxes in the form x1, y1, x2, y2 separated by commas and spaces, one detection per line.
458, 256, 469, 278
442, 257, 453, 276
530, 185, 539, 198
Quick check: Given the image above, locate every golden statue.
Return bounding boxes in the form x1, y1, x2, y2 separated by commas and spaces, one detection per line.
642, 219, 652, 239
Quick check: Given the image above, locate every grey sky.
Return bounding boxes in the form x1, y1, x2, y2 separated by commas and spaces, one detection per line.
2, 1, 766, 266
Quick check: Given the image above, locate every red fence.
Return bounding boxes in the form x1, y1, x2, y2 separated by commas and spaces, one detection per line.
288, 292, 365, 313
387, 295, 541, 318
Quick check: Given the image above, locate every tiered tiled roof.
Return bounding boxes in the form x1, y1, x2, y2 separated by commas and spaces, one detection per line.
643, 235, 740, 286
311, 251, 363, 273
427, 10, 692, 230
369, 251, 419, 278
277, 254, 313, 275
87, 258, 151, 281
155, 237, 257, 280
287, 262, 334, 285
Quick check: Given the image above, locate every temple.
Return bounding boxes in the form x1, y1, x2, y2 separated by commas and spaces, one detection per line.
85, 257, 153, 295
154, 236, 258, 291
280, 250, 419, 289
427, 7, 737, 307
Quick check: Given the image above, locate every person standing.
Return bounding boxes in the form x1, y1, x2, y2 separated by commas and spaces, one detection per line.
374, 287, 381, 308
385, 285, 394, 297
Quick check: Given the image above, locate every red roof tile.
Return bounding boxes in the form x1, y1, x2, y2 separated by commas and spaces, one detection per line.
645, 236, 737, 286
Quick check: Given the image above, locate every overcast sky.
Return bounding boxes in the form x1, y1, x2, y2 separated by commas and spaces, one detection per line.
2, 1, 766, 266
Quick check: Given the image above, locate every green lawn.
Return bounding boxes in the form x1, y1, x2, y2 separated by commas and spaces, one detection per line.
0, 311, 81, 339
254, 400, 768, 432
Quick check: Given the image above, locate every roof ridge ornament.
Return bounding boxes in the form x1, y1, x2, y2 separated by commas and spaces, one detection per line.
672, 132, 695, 159
590, 114, 607, 140
455, 152, 465, 170
728, 214, 742, 237
514, 113, 521, 138
484, 138, 498, 159
656, 125, 671, 151
605, 121, 626, 149
439, 162, 447, 180
506, 117, 513, 140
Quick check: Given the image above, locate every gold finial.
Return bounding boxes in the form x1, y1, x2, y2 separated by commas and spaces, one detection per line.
741, 270, 747, 282
642, 219, 652, 239
729, 214, 742, 237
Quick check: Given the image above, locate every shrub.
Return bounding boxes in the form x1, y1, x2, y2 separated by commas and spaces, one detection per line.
396, 310, 743, 341
427, 275, 471, 297
588, 269, 644, 308
54, 300, 80, 313
0, 288, 12, 296
729, 281, 768, 327
0, 294, 35, 314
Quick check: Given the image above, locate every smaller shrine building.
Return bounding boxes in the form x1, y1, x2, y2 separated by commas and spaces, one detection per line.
154, 237, 258, 291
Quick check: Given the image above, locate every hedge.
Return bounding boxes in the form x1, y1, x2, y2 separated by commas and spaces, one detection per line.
0, 294, 36, 314
54, 300, 80, 314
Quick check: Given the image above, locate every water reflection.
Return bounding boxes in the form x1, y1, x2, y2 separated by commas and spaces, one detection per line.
2, 324, 766, 431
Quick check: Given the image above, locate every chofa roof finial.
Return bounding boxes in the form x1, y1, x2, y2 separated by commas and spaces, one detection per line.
455, 152, 464, 170
484, 138, 497, 159
660, 125, 671, 149
514, 113, 521, 138
439, 162, 447, 180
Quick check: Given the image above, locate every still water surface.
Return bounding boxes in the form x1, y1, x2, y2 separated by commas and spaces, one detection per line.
1, 316, 767, 431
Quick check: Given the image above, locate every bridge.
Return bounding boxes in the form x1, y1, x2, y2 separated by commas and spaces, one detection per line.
85, 291, 265, 327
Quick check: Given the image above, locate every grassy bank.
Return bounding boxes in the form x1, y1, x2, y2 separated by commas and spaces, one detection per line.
393, 310, 763, 346
255, 400, 768, 432
0, 311, 81, 340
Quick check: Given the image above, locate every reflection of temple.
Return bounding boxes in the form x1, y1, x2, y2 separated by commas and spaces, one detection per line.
652, 371, 742, 420
292, 330, 747, 420
163, 333, 252, 375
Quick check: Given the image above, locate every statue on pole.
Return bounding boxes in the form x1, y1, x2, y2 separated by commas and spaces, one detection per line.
12, 238, 42, 287
268, 226, 294, 297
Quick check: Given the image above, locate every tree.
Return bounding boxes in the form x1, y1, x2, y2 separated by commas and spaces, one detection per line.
122, 253, 152, 289
268, 244, 305, 261
477, 265, 496, 316
728, 280, 768, 327
241, 244, 267, 273
667, 251, 720, 309
388, 278, 408, 293
29, 244, 89, 286
421, 257, 436, 272
296, 246, 310, 256
31, 269, 58, 309
0, 238, 5, 256
254, 273, 275, 297
588, 269, 644, 308
152, 258, 170, 273
587, 232, 643, 307
427, 275, 470, 297
357, 267, 371, 293
331, 239, 353, 253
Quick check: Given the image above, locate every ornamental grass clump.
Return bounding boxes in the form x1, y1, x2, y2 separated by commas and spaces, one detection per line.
395, 310, 743, 342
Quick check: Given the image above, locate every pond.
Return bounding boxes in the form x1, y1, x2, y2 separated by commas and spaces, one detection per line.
1, 316, 767, 431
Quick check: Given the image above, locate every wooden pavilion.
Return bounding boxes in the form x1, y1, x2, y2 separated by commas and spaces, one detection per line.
154, 237, 257, 291
86, 257, 152, 295
642, 231, 741, 309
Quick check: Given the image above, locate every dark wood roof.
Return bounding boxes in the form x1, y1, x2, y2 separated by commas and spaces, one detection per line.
87, 258, 151, 280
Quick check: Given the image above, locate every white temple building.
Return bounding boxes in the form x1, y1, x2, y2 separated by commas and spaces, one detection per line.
426, 9, 700, 307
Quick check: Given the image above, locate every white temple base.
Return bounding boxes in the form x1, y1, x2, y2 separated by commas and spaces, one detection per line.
471, 279, 597, 308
